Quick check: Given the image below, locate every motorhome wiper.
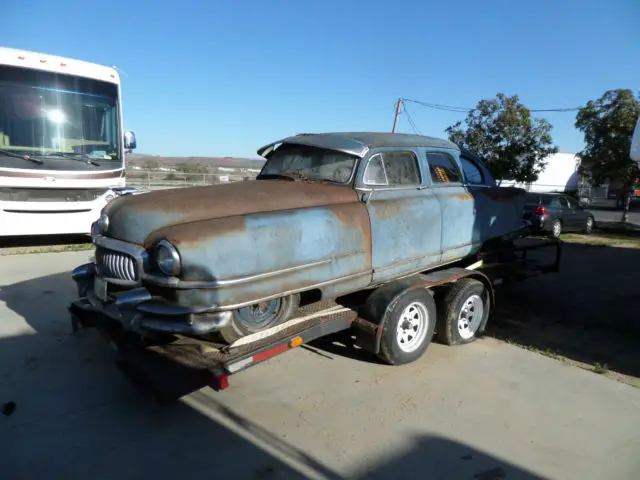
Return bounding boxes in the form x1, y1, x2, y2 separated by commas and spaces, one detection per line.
42, 152, 101, 166
0, 149, 44, 164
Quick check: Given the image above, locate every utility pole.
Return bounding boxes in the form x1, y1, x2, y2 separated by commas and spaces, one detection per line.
392, 98, 403, 133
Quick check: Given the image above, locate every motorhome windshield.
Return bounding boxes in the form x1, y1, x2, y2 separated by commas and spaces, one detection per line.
0, 65, 121, 171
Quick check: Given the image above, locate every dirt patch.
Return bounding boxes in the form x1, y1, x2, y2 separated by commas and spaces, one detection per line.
0, 243, 93, 256
487, 237, 640, 388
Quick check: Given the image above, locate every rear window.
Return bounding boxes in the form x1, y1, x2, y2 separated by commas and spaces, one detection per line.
525, 193, 539, 204
525, 193, 553, 206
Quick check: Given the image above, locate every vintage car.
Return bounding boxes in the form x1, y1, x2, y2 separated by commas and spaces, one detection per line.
72, 132, 528, 344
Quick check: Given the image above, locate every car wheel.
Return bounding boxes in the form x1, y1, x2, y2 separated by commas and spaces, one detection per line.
377, 288, 437, 365
583, 216, 594, 235
550, 219, 562, 239
436, 278, 490, 346
218, 293, 301, 344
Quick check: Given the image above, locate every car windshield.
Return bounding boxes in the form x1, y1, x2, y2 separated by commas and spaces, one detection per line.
259, 143, 357, 184
0, 65, 121, 171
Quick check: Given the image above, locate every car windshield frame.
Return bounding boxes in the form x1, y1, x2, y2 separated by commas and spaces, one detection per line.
258, 143, 359, 185
0, 65, 121, 172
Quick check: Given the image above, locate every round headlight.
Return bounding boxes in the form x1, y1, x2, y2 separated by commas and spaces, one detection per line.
90, 220, 100, 240
97, 213, 109, 232
155, 240, 181, 276
105, 194, 115, 203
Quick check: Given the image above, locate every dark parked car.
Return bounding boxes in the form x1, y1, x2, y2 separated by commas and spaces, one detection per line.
523, 192, 594, 239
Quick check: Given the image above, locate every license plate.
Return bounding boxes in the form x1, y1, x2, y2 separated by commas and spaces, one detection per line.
94, 275, 108, 302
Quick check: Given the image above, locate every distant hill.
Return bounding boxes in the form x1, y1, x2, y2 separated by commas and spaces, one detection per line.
126, 154, 265, 170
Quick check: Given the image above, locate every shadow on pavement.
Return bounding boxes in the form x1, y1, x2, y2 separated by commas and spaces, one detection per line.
489, 240, 640, 380
0, 270, 547, 479
0, 234, 91, 249
349, 433, 543, 479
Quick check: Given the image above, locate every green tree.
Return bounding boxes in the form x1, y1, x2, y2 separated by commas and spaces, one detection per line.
445, 93, 559, 184
574, 89, 640, 222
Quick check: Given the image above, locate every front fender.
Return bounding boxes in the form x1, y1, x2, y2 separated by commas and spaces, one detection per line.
146, 202, 373, 308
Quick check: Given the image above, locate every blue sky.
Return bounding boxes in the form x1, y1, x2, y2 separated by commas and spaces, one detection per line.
4, 0, 639, 159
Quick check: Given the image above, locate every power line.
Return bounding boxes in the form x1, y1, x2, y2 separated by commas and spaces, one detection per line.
402, 103, 422, 135
402, 97, 581, 113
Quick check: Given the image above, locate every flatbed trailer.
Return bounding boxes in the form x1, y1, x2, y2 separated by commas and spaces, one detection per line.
68, 236, 562, 403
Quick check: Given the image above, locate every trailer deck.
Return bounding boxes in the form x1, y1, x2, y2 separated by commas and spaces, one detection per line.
69, 297, 360, 401
68, 237, 562, 403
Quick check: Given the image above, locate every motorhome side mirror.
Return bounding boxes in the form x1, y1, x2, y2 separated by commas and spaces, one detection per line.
124, 131, 137, 151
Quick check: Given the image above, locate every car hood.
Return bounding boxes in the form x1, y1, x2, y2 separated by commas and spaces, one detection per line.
102, 179, 359, 245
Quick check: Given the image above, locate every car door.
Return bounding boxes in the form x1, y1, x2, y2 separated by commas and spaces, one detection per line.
563, 195, 584, 230
557, 195, 578, 230
424, 148, 477, 264
356, 148, 442, 284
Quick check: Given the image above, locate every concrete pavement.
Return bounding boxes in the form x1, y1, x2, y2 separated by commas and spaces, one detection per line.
591, 207, 640, 226
1, 251, 639, 479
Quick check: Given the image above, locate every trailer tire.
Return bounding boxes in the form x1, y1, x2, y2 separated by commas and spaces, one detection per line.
218, 293, 301, 344
436, 278, 490, 346
377, 288, 436, 366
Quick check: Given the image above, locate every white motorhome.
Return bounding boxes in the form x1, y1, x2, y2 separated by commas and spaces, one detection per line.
0, 47, 136, 237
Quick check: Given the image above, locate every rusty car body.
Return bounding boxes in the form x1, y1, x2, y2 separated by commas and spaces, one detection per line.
71, 132, 528, 343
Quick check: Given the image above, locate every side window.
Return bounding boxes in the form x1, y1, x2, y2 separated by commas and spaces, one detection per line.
363, 154, 387, 185
557, 197, 569, 208
363, 151, 421, 186
460, 156, 484, 184
565, 196, 578, 209
426, 152, 462, 184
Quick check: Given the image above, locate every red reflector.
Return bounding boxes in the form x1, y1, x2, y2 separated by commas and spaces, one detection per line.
39, 59, 47, 63
210, 373, 229, 391
18, 56, 25, 60
253, 343, 289, 363
533, 206, 547, 215
60, 62, 67, 66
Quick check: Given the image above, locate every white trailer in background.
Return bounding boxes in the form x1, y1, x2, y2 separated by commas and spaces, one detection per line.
501, 152, 581, 194
632, 114, 640, 167
0, 47, 136, 237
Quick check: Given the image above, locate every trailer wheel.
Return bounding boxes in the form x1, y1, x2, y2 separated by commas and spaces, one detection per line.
436, 278, 490, 346
377, 288, 436, 365
218, 293, 301, 344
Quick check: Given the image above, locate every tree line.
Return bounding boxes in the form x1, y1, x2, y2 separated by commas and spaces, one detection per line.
445, 89, 640, 210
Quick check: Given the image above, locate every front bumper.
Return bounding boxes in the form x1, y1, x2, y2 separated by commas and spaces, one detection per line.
71, 262, 232, 335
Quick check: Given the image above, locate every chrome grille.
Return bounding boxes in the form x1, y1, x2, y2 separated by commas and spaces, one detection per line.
96, 247, 138, 282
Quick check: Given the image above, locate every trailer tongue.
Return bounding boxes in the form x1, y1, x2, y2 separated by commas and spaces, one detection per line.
68, 237, 562, 403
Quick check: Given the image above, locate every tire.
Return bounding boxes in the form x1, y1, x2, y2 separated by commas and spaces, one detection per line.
377, 288, 437, 365
436, 278, 490, 346
550, 219, 562, 239
218, 293, 301, 344
583, 215, 594, 234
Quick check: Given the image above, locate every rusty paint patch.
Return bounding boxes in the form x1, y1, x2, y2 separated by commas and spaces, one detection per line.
327, 202, 373, 263
145, 215, 247, 249
441, 192, 474, 201
104, 180, 361, 245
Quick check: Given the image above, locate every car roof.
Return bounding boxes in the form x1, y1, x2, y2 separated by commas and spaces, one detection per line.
527, 192, 564, 197
257, 132, 459, 158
